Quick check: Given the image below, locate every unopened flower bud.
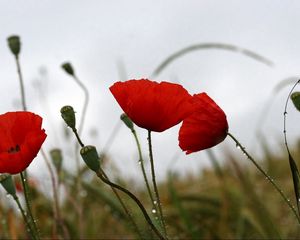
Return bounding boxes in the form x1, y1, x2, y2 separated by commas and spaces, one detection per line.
60, 105, 76, 129
7, 35, 21, 56
120, 113, 134, 130
50, 148, 63, 173
291, 92, 300, 112
0, 174, 16, 196
80, 145, 100, 172
61, 62, 75, 76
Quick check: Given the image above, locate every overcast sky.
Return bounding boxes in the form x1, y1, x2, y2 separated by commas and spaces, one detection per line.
1, 0, 300, 182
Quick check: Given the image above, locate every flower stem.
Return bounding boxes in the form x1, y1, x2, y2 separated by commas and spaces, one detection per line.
15, 56, 27, 111
147, 130, 168, 237
100, 170, 143, 239
13, 194, 37, 240
96, 168, 166, 240
132, 130, 157, 211
227, 132, 300, 225
20, 172, 40, 239
40, 149, 70, 239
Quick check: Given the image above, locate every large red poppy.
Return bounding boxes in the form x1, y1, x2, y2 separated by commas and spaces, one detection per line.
0, 112, 47, 174
179, 93, 228, 154
110, 79, 194, 132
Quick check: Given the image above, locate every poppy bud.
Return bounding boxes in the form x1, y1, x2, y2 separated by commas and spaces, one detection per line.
80, 145, 100, 172
120, 113, 134, 130
0, 174, 16, 196
50, 148, 63, 173
61, 62, 75, 76
60, 105, 76, 129
291, 92, 300, 112
7, 35, 21, 56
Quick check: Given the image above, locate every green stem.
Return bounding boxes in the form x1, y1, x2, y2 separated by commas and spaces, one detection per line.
41, 149, 69, 238
132, 130, 156, 209
13, 194, 36, 239
15, 56, 27, 111
73, 75, 89, 136
227, 132, 300, 225
147, 130, 168, 237
20, 172, 40, 239
100, 170, 143, 239
96, 169, 166, 240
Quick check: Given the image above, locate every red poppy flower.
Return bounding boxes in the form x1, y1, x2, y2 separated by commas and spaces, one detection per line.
110, 79, 194, 132
179, 93, 228, 154
0, 112, 47, 174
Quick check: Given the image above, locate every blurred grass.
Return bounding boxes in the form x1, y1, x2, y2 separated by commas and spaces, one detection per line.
1, 142, 300, 239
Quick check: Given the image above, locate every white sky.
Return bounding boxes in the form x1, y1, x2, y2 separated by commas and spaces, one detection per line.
1, 0, 300, 182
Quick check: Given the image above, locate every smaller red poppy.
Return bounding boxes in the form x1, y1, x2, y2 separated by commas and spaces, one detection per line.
110, 79, 194, 132
0, 111, 47, 174
179, 93, 228, 154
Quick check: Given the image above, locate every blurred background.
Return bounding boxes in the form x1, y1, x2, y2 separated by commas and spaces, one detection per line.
1, 0, 300, 182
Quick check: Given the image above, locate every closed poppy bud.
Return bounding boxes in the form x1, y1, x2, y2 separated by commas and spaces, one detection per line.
61, 62, 74, 76
60, 105, 76, 129
80, 145, 100, 172
0, 174, 16, 196
179, 93, 228, 154
7, 35, 21, 56
50, 148, 63, 173
120, 113, 134, 130
291, 92, 300, 112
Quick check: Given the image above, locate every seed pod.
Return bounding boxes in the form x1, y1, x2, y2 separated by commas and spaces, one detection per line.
60, 105, 76, 129
80, 145, 100, 172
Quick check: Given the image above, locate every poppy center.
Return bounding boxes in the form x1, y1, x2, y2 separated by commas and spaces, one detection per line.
8, 144, 20, 154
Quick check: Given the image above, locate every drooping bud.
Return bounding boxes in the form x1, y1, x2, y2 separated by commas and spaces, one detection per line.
7, 35, 21, 56
120, 113, 134, 130
0, 174, 16, 196
291, 92, 300, 112
80, 145, 100, 172
60, 105, 76, 129
61, 62, 75, 76
50, 148, 63, 173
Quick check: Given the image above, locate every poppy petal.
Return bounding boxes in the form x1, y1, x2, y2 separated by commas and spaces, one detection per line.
110, 79, 194, 132
0, 111, 47, 174
179, 93, 228, 154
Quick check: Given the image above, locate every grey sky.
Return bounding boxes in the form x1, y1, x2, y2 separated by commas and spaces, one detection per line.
1, 1, 300, 181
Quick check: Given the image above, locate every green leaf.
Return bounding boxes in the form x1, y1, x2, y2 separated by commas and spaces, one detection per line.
291, 92, 300, 111
288, 153, 300, 214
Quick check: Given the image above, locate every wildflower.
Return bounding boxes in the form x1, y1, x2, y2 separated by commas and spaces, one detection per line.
110, 79, 194, 132
179, 93, 228, 154
0, 112, 47, 174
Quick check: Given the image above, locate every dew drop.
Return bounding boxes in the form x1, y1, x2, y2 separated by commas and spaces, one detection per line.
152, 209, 157, 214
138, 160, 142, 165
153, 200, 157, 205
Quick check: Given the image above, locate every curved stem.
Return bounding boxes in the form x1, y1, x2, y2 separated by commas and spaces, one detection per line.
100, 170, 143, 238
147, 130, 167, 237
227, 132, 300, 225
13, 194, 36, 240
283, 79, 300, 154
132, 129, 156, 209
73, 75, 89, 136
96, 169, 166, 240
